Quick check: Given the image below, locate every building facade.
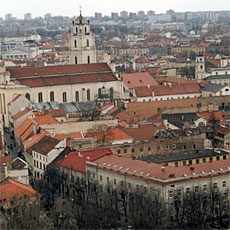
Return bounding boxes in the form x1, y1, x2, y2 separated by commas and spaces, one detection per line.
69, 12, 96, 65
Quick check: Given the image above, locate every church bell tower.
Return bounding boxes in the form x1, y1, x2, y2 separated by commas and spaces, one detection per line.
69, 11, 97, 65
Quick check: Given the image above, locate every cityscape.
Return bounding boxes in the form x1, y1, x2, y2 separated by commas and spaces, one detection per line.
0, 1, 230, 229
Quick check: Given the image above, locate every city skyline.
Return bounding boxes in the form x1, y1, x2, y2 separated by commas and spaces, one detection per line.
1, 0, 230, 19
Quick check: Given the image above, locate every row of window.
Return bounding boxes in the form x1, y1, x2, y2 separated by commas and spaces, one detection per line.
74, 39, 90, 48
33, 152, 47, 162
173, 155, 227, 167
116, 144, 197, 154
34, 160, 46, 171
26, 90, 90, 103
169, 181, 228, 198
75, 56, 91, 64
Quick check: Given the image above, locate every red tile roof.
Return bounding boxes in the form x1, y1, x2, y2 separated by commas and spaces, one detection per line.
89, 155, 230, 184
55, 132, 84, 140
123, 124, 165, 141
15, 118, 34, 140
121, 72, 158, 89
12, 108, 32, 121
7, 63, 112, 78
7, 63, 118, 87
31, 136, 60, 155
43, 109, 66, 117
135, 83, 201, 97
58, 148, 112, 173
197, 111, 226, 125
34, 114, 58, 125
0, 154, 13, 167
0, 177, 37, 202
23, 130, 48, 150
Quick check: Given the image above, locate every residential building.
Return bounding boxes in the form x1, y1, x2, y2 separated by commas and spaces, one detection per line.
86, 154, 230, 201
31, 136, 66, 178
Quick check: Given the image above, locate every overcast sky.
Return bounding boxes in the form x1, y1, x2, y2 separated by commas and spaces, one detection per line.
1, 0, 230, 18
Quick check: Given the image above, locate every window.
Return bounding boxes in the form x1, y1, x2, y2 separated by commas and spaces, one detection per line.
157, 108, 161, 112
98, 88, 102, 97
174, 162, 178, 167
124, 149, 127, 153
196, 159, 199, 164
223, 155, 227, 160
183, 145, 187, 150
223, 181, 226, 187
165, 145, 169, 150
148, 147, 151, 151
203, 184, 207, 192
75, 56, 77, 64
172, 144, 176, 149
25, 93, 30, 100
120, 181, 124, 186
213, 182, 218, 189
114, 179, 116, 184
87, 89, 90, 101
107, 177, 109, 182
100, 175, 102, 181
74, 40, 77, 47
75, 91, 79, 102
189, 160, 192, 165
203, 158, 206, 163
34, 160, 36, 167
193, 144, 197, 149
86, 39, 89, 47
131, 148, 135, 153
117, 150, 121, 154
194, 186, 198, 193
38, 92, 43, 103
63, 92, 67, 102
85, 26, 87, 34
110, 87, 114, 99
87, 56, 90, 64
216, 156, 220, 161
140, 147, 143, 152
209, 157, 213, 162
50, 91, 54, 102
183, 161, 186, 166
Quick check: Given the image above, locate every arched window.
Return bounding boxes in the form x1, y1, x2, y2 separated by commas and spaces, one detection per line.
85, 26, 87, 34
87, 89, 90, 101
74, 40, 77, 47
76, 27, 78, 34
25, 93, 30, 100
38, 92, 43, 103
87, 56, 90, 64
110, 87, 114, 99
86, 39, 89, 47
63, 92, 67, 102
75, 56, 77, 64
50, 91, 55, 102
75, 91, 79, 102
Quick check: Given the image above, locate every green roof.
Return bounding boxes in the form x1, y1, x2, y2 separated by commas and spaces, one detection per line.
202, 82, 225, 93
205, 74, 230, 80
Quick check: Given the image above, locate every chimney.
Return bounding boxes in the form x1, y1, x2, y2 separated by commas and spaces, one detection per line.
3, 163, 8, 177
161, 166, 165, 171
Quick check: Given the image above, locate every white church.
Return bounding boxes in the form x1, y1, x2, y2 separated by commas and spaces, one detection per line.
0, 13, 124, 127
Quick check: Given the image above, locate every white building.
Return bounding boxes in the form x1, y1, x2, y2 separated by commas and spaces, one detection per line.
0, 60, 123, 127
69, 12, 96, 65
31, 136, 66, 179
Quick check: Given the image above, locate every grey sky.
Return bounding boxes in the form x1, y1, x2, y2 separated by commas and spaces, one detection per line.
1, 0, 230, 18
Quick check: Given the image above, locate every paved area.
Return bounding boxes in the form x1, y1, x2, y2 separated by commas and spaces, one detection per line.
4, 127, 20, 159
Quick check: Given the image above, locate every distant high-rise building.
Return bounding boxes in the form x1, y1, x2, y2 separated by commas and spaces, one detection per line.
185, 11, 193, 21
120, 11, 128, 19
147, 10, 155, 16
111, 12, 119, 21
137, 11, 146, 20
5, 13, 13, 21
95, 12, 102, 21
24, 13, 32, 20
44, 13, 51, 19
129, 12, 137, 21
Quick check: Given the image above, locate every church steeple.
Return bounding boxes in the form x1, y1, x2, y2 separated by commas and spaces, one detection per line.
69, 11, 96, 65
